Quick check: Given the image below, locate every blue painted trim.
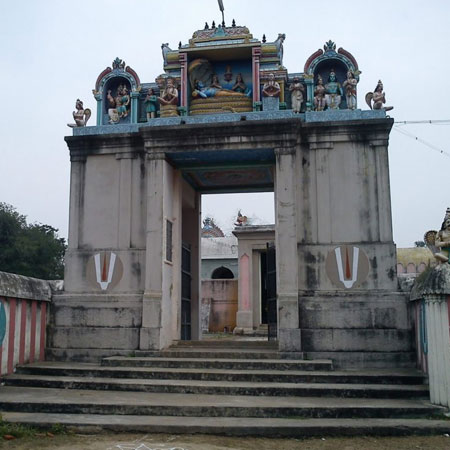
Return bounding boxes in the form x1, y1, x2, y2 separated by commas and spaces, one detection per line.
305, 109, 386, 122
0, 301, 6, 347
421, 300, 428, 354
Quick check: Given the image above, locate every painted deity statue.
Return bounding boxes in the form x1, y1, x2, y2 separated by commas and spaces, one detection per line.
365, 80, 394, 111
231, 73, 252, 97
67, 99, 91, 128
314, 75, 326, 111
192, 74, 249, 99
325, 70, 343, 110
289, 77, 304, 113
343, 70, 358, 110
144, 88, 158, 120
262, 73, 281, 98
425, 209, 450, 264
435, 215, 450, 263
158, 78, 179, 106
107, 85, 130, 124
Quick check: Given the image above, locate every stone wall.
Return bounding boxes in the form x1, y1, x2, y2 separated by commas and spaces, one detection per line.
0, 271, 57, 375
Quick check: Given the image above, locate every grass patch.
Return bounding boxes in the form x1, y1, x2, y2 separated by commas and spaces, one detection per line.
0, 416, 69, 440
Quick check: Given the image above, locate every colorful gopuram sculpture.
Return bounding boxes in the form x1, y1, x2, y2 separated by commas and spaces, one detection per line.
67, 99, 91, 128
78, 24, 394, 125
366, 80, 394, 112
425, 209, 450, 264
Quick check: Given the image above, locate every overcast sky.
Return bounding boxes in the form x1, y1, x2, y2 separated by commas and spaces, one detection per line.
1, 0, 449, 247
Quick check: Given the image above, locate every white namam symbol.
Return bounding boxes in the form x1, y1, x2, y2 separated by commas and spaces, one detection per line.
334, 246, 360, 289
94, 252, 117, 290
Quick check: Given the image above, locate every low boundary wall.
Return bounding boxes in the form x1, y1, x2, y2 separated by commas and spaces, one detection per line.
0, 272, 57, 376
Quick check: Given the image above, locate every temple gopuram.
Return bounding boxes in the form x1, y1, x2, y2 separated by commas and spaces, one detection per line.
58, 19, 409, 370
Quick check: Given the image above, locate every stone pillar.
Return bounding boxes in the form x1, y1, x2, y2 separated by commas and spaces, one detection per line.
67, 155, 86, 250
140, 151, 165, 350
116, 152, 136, 249
304, 75, 314, 111
182, 193, 201, 340
252, 47, 261, 105
131, 91, 140, 123
424, 294, 450, 408
235, 252, 253, 333
275, 147, 301, 351
179, 53, 188, 110
94, 93, 103, 125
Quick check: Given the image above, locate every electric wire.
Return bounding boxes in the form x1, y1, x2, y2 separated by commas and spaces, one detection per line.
393, 126, 450, 159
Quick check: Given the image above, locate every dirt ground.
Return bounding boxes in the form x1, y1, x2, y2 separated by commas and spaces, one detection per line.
1, 433, 450, 450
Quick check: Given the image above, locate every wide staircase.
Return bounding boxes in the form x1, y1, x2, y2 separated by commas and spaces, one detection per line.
1, 340, 449, 437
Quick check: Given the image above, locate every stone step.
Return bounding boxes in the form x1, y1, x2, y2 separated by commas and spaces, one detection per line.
133, 348, 300, 360
15, 362, 427, 385
101, 356, 333, 371
173, 339, 276, 349
0, 386, 441, 419
3, 412, 450, 437
4, 374, 429, 399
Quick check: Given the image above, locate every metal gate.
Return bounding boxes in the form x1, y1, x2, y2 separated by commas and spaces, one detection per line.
266, 243, 277, 341
181, 242, 191, 340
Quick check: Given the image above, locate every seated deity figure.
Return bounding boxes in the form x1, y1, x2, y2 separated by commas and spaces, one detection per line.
210, 74, 222, 89
144, 88, 158, 120
262, 73, 281, 98
107, 85, 130, 124
343, 70, 358, 110
158, 78, 179, 106
67, 99, 91, 128
232, 73, 252, 97
314, 75, 326, 111
289, 77, 304, 113
324, 70, 343, 110
365, 80, 394, 111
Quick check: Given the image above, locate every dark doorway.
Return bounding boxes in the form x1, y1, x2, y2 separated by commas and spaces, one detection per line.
260, 252, 268, 325
266, 243, 277, 341
181, 242, 192, 340
211, 266, 234, 279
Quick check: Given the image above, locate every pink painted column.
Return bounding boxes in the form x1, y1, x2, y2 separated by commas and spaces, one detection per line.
29, 300, 37, 363
252, 47, 261, 104
39, 302, 47, 361
19, 299, 27, 364
7, 298, 16, 374
240, 254, 250, 311
179, 52, 188, 109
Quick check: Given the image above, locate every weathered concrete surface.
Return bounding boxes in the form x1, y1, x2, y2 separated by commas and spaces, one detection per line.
0, 271, 56, 302
59, 116, 411, 366
411, 263, 450, 300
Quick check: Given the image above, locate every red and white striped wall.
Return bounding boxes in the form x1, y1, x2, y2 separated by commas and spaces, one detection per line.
0, 296, 48, 376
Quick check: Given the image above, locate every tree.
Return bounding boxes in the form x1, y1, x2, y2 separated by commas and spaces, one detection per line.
0, 203, 66, 279
414, 240, 426, 248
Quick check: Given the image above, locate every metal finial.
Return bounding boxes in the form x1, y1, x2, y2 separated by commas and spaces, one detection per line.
222, 20, 225, 27
212, 21, 216, 29
232, 19, 236, 27
178, 41, 182, 49
262, 34, 266, 43
204, 22, 209, 30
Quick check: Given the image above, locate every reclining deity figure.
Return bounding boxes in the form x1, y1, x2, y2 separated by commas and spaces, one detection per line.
325, 70, 342, 110
289, 77, 304, 113
67, 99, 91, 128
158, 78, 179, 106
365, 80, 393, 111
343, 70, 358, 110
314, 75, 326, 111
262, 73, 281, 98
107, 85, 131, 124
